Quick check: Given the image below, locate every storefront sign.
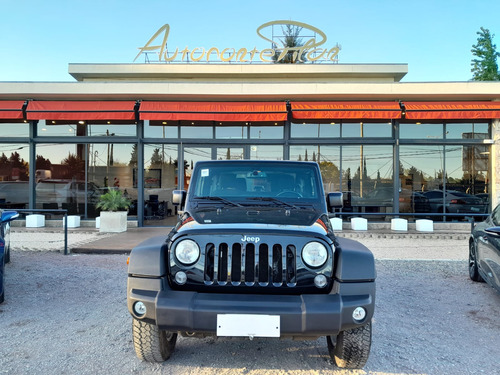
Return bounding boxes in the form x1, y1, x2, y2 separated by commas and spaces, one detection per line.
134, 20, 340, 63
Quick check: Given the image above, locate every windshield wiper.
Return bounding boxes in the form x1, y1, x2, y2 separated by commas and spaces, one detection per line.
195, 196, 243, 207
247, 197, 300, 209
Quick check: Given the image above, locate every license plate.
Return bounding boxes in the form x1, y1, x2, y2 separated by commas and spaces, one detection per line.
471, 207, 480, 212
216, 314, 280, 337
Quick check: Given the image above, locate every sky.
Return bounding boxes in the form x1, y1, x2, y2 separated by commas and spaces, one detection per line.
0, 0, 499, 83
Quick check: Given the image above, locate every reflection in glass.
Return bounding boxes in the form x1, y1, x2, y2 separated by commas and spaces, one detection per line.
183, 147, 212, 190
446, 123, 489, 139
145, 124, 178, 138
445, 145, 490, 213
250, 145, 283, 160
290, 145, 340, 192
37, 121, 136, 137
215, 126, 246, 139
216, 147, 244, 160
342, 145, 394, 217
250, 126, 283, 139
343, 123, 391, 138
181, 126, 213, 139
0, 143, 30, 209
143, 144, 179, 226
0, 123, 29, 137
399, 145, 444, 214
291, 123, 318, 138
400, 123, 443, 139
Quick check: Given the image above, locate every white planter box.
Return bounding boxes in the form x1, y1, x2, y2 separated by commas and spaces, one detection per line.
351, 217, 368, 231
416, 219, 433, 232
391, 218, 408, 231
329, 217, 343, 231
99, 211, 127, 233
63, 215, 81, 228
26, 214, 45, 228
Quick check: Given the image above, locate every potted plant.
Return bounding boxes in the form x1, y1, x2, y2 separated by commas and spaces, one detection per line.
96, 188, 131, 233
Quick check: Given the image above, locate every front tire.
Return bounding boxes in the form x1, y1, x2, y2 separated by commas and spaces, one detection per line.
327, 322, 372, 369
132, 318, 177, 362
469, 241, 484, 282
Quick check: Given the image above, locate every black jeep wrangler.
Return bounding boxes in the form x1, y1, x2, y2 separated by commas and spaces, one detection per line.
127, 160, 376, 369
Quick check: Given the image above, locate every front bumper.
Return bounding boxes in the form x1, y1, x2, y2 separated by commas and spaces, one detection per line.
128, 278, 375, 337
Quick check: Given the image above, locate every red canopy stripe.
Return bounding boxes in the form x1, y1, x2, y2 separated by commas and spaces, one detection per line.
0, 101, 25, 120
26, 101, 137, 121
139, 102, 288, 122
291, 101, 402, 120
404, 102, 500, 120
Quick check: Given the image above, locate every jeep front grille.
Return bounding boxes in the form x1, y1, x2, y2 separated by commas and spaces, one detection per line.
204, 242, 297, 287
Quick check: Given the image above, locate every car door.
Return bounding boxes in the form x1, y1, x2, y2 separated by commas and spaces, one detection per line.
477, 205, 500, 291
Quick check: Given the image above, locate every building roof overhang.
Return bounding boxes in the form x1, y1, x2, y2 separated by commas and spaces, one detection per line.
1, 81, 499, 102
68, 63, 409, 83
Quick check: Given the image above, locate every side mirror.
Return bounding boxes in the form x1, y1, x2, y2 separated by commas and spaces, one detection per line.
485, 227, 500, 236
172, 190, 186, 207
1, 210, 19, 223
327, 192, 343, 211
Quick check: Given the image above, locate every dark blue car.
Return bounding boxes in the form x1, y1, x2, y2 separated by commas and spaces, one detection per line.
0, 210, 19, 304
469, 204, 500, 294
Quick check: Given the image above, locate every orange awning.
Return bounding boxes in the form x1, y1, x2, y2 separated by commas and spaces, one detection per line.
291, 101, 402, 121
26, 101, 137, 121
139, 102, 288, 123
0, 101, 25, 120
404, 102, 500, 120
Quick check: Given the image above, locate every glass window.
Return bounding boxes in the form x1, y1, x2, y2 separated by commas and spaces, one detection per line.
215, 126, 246, 139
0, 143, 30, 209
87, 124, 136, 137
291, 123, 340, 138
250, 145, 283, 160
291, 123, 319, 138
250, 125, 283, 139
343, 123, 391, 138
0, 122, 29, 137
444, 145, 489, 215
400, 123, 443, 139
216, 147, 244, 160
342, 145, 394, 217
144, 124, 178, 138
143, 144, 179, 226
400, 145, 444, 215
37, 121, 136, 137
446, 122, 489, 139
180, 126, 213, 139
37, 121, 80, 137
290, 145, 341, 192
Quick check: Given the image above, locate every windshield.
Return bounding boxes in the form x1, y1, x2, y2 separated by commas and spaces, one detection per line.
191, 162, 320, 200
187, 161, 324, 225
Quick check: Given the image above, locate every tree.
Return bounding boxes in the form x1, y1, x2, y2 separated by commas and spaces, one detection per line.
129, 144, 138, 167
62, 153, 84, 178
471, 27, 500, 81
36, 155, 52, 170
150, 148, 162, 167
272, 24, 307, 64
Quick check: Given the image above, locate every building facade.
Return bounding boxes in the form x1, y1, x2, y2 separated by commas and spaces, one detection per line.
0, 63, 499, 226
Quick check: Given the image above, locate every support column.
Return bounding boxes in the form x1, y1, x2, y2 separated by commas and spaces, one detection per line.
491, 119, 500, 208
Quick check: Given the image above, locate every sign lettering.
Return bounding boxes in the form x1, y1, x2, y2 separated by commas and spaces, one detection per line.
134, 20, 341, 63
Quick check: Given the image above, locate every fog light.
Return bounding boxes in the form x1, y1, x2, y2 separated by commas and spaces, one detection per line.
314, 274, 328, 288
134, 301, 147, 316
352, 307, 367, 322
175, 271, 187, 285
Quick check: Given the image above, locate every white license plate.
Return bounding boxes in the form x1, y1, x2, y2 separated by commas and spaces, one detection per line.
216, 314, 280, 337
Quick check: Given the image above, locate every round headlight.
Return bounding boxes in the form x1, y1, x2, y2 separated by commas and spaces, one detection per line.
302, 241, 328, 268
175, 240, 200, 265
